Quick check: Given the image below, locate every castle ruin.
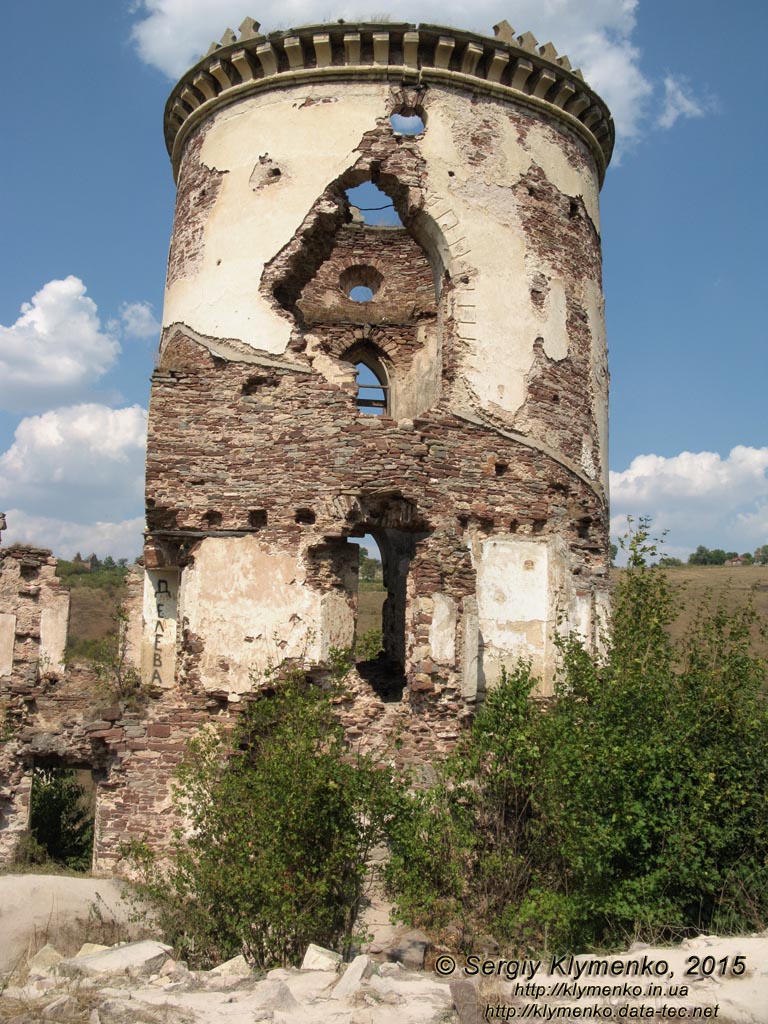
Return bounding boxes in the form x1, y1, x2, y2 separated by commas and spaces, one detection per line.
0, 19, 613, 872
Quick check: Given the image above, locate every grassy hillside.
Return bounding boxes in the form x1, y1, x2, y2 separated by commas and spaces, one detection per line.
644, 564, 768, 659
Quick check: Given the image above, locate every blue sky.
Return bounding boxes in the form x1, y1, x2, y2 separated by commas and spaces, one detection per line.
1, 0, 766, 562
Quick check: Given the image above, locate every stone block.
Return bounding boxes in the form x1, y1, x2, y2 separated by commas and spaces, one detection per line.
330, 953, 372, 1000
209, 953, 252, 976
450, 977, 484, 1024
388, 930, 429, 970
57, 939, 172, 978
28, 943, 63, 975
301, 943, 342, 971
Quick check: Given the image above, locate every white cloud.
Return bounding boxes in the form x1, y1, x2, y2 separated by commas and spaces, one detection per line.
1, 509, 145, 562
0, 403, 148, 526
657, 74, 708, 129
0, 277, 120, 414
120, 301, 161, 340
129, 0, 656, 151
610, 447, 768, 557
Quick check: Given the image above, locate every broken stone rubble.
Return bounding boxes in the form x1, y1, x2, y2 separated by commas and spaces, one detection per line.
4, 934, 768, 1024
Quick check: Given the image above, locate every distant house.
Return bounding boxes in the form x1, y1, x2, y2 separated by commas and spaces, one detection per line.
724, 556, 746, 567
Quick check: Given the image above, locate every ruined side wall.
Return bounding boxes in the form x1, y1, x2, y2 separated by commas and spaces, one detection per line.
0, 546, 71, 859
0, 547, 70, 682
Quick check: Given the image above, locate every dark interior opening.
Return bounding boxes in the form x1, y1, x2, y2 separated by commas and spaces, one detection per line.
20, 761, 97, 872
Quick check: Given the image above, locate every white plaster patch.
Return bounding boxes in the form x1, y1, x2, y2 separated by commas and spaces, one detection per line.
0, 612, 15, 677
477, 537, 549, 625
584, 276, 609, 489
319, 589, 355, 661
430, 593, 456, 663
39, 592, 69, 673
177, 536, 330, 692
525, 123, 601, 229
475, 537, 552, 689
142, 570, 179, 689
580, 436, 598, 479
541, 277, 568, 361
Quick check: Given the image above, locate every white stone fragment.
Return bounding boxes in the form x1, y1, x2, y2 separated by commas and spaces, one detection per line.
75, 943, 110, 958
301, 943, 342, 971
56, 939, 172, 978
252, 978, 299, 1011
27, 943, 63, 975
330, 953, 372, 1000
209, 953, 252, 975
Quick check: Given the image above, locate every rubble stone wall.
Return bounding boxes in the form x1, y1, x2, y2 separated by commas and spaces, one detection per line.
0, 21, 614, 873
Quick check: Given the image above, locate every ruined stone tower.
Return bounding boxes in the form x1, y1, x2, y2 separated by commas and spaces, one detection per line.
143, 18, 613, 707
0, 19, 614, 873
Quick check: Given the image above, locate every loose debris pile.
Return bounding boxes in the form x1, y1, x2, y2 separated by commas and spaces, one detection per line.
3, 932, 768, 1024
0, 936, 454, 1024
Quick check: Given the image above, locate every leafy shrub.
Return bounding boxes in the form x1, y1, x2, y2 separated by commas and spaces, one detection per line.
16, 767, 94, 872
127, 667, 398, 969
355, 628, 384, 662
385, 523, 768, 952
81, 606, 144, 704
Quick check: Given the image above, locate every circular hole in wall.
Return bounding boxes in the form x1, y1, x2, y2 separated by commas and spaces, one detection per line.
340, 265, 383, 302
390, 108, 426, 135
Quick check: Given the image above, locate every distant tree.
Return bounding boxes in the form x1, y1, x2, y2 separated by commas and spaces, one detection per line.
688, 546, 732, 566
755, 545, 768, 565
609, 542, 618, 566
102, 555, 116, 569
741, 553, 755, 565
117, 558, 128, 568
658, 556, 683, 567
360, 554, 382, 582
688, 545, 712, 565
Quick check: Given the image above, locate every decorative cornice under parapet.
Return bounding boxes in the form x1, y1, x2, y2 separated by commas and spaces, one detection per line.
164, 19, 614, 185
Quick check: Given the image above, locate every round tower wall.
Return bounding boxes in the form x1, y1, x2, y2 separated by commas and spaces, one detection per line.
163, 79, 607, 489
144, 23, 613, 706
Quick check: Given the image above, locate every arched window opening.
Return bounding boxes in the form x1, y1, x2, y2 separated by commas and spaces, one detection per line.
345, 180, 403, 227
356, 361, 388, 415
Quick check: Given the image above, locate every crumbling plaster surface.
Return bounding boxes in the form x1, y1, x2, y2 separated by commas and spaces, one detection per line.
163, 85, 386, 350
177, 536, 355, 694
162, 80, 608, 482
418, 89, 605, 476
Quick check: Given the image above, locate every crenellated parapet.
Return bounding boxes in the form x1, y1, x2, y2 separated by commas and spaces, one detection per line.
164, 18, 614, 183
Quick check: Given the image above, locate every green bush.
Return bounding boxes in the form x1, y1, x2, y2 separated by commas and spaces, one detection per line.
128, 667, 398, 969
17, 767, 94, 872
385, 523, 768, 952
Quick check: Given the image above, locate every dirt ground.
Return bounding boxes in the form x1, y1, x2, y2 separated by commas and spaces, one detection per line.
358, 589, 386, 636
67, 587, 123, 644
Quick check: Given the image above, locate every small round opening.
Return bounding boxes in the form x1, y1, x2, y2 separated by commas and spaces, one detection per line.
340, 265, 383, 302
390, 110, 426, 135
